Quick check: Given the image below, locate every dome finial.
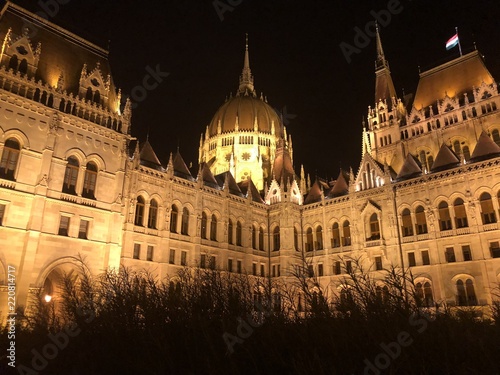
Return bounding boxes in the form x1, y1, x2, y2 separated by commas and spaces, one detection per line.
238, 33, 255, 96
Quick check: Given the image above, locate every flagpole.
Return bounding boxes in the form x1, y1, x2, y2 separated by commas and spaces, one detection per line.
456, 27, 462, 57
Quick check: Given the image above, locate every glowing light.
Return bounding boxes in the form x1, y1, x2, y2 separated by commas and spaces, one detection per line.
44, 294, 52, 303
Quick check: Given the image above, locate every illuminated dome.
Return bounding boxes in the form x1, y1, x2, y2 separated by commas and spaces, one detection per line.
198, 36, 292, 191
207, 94, 283, 137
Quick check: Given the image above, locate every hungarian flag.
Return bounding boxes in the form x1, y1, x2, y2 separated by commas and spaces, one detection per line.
446, 34, 459, 50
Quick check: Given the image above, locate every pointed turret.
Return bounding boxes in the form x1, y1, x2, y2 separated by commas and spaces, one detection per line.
374, 24, 397, 107
237, 33, 255, 96
361, 120, 372, 158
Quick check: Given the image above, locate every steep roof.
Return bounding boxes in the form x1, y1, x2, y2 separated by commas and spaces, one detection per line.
413, 51, 494, 109
198, 163, 219, 188
215, 171, 244, 197
431, 143, 460, 172
270, 141, 296, 189
396, 153, 422, 180
170, 152, 193, 180
304, 179, 323, 204
471, 131, 500, 161
328, 169, 349, 198
139, 140, 162, 170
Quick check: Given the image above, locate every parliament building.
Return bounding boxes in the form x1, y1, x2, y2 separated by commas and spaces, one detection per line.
1, 2, 500, 318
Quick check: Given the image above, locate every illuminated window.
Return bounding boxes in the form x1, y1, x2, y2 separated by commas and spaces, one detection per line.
169, 249, 175, 264
462, 245, 472, 261
368, 213, 380, 240
170, 205, 178, 233
147, 245, 154, 261
331, 222, 340, 247
236, 221, 242, 246
0, 138, 20, 181
181, 208, 190, 235
415, 206, 428, 234
63, 156, 79, 195
148, 199, 158, 229
416, 282, 434, 307
315, 226, 323, 250
58, 215, 70, 236
342, 220, 351, 246
306, 228, 313, 251
133, 244, 140, 259
438, 201, 452, 230
445, 247, 456, 263
401, 208, 413, 236
453, 198, 468, 228
408, 252, 416, 267
273, 226, 280, 251
421, 250, 430, 265
210, 214, 217, 241
78, 219, 89, 239
134, 196, 145, 226
201, 212, 208, 239
228, 219, 233, 244
82, 162, 97, 199
0, 204, 5, 226
251, 225, 257, 249
480, 192, 496, 224
456, 279, 477, 306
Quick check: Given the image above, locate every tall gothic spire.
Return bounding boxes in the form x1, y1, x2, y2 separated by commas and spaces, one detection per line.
238, 33, 255, 96
374, 24, 397, 106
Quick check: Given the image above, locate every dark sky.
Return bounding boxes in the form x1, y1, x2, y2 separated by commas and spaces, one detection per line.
11, 0, 500, 180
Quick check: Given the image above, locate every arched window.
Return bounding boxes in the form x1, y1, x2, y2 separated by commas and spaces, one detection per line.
306, 228, 313, 251
294, 227, 299, 250
8, 54, 18, 70
463, 146, 470, 161
331, 223, 340, 248
18, 59, 28, 75
62, 156, 79, 195
259, 227, 264, 250
273, 226, 280, 251
315, 226, 323, 250
419, 150, 427, 171
492, 129, 500, 147
181, 208, 190, 235
85, 87, 93, 102
201, 212, 207, 239
415, 206, 427, 234
236, 221, 242, 246
453, 198, 468, 228
251, 225, 257, 249
82, 162, 98, 199
457, 279, 477, 306
480, 192, 496, 224
170, 205, 178, 232
368, 213, 380, 240
342, 220, 351, 246
416, 282, 434, 307
0, 138, 20, 181
228, 219, 233, 244
401, 208, 413, 236
93, 90, 101, 105
453, 140, 461, 155
210, 214, 217, 241
438, 201, 452, 231
148, 199, 158, 229
134, 196, 145, 226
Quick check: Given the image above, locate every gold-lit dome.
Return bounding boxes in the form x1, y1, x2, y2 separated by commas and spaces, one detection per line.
207, 94, 283, 137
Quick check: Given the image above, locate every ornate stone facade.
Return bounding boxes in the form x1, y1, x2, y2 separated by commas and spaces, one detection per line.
1, 4, 500, 320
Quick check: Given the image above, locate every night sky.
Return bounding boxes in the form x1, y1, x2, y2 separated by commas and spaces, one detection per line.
11, 0, 500, 180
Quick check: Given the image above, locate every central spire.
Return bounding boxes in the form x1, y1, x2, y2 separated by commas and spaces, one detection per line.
238, 33, 255, 96
375, 23, 389, 71
374, 24, 397, 106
